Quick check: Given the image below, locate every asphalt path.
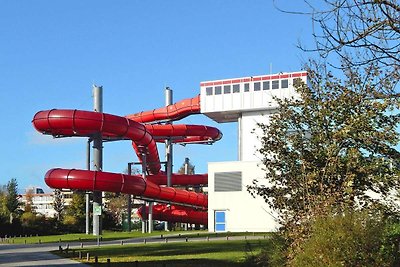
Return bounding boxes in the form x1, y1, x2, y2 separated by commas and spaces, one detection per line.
0, 234, 266, 266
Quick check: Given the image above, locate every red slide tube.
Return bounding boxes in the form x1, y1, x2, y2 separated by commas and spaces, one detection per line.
126, 95, 201, 123
138, 204, 207, 225
33, 109, 162, 174
45, 168, 208, 208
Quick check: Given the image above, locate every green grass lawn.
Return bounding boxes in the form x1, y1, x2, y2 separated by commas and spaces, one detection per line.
58, 239, 271, 266
1, 230, 194, 244
1, 230, 269, 245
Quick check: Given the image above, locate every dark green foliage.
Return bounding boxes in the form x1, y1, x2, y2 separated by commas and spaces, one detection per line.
292, 210, 400, 267
6, 178, 20, 223
53, 189, 65, 221
63, 190, 86, 232
248, 64, 400, 259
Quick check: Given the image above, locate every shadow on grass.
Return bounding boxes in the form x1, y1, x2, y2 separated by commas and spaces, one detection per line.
87, 259, 247, 267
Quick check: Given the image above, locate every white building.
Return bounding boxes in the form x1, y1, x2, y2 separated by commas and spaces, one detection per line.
20, 187, 73, 218
200, 71, 307, 232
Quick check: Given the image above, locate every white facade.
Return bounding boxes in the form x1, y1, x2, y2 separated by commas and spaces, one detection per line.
20, 188, 73, 218
200, 71, 307, 232
208, 161, 277, 232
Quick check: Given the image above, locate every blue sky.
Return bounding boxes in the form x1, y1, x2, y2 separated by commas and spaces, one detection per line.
0, 1, 314, 192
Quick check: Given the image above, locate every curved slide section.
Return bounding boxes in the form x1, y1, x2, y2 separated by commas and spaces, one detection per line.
45, 169, 208, 208
33, 97, 218, 225
138, 204, 207, 225
33, 109, 162, 174
126, 95, 201, 123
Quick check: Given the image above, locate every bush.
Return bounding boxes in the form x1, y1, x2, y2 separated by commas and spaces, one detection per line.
245, 233, 287, 267
291, 211, 398, 267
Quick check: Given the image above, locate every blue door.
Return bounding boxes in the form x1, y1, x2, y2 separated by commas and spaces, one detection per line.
215, 211, 226, 232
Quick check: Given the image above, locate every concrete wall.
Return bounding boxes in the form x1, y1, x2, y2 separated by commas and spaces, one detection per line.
207, 161, 278, 232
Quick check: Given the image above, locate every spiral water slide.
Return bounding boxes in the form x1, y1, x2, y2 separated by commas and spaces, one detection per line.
32, 95, 221, 225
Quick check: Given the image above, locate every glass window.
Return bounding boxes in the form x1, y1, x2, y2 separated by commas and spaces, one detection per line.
244, 83, 250, 92
281, 79, 289, 88
272, 80, 279, 89
263, 81, 270, 90
232, 84, 240, 93
224, 85, 231, 94
254, 82, 261, 91
206, 87, 213, 95
215, 86, 222, 95
215, 211, 226, 232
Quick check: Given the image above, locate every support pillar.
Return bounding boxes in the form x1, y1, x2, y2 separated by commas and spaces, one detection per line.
92, 85, 103, 236
141, 151, 148, 233
86, 139, 91, 234
165, 87, 173, 231
127, 163, 133, 232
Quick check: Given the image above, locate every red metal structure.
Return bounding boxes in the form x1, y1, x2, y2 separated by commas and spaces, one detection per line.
32, 95, 221, 225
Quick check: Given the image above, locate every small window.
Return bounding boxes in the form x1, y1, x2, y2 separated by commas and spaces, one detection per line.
244, 83, 250, 92
281, 79, 289, 88
206, 87, 213, 95
224, 85, 231, 94
254, 82, 261, 91
215, 86, 222, 95
272, 80, 279, 89
215, 211, 226, 232
263, 81, 270, 90
232, 84, 240, 93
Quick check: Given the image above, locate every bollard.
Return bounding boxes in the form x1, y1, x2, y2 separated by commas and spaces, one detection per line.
226, 236, 229, 241
160, 234, 163, 238
185, 237, 188, 242
178, 233, 181, 237
135, 260, 139, 267
107, 258, 111, 267
80, 243, 83, 248
144, 238, 147, 244
59, 238, 61, 243
165, 238, 168, 243
121, 240, 124, 245
206, 236, 209, 241
86, 253, 90, 261
94, 255, 98, 264
79, 251, 82, 259
38, 239, 41, 244
59, 246, 62, 252
245, 235, 247, 240
67, 244, 69, 250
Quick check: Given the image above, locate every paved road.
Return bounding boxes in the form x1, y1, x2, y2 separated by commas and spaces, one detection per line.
0, 243, 90, 267
0, 234, 266, 266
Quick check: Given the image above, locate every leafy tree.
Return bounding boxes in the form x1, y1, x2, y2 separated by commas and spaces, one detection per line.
277, 0, 400, 74
64, 190, 86, 231
248, 64, 400, 259
53, 189, 65, 221
6, 178, 20, 224
23, 189, 34, 213
104, 192, 127, 227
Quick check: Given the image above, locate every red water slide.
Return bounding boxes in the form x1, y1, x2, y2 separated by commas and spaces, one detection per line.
33, 95, 219, 225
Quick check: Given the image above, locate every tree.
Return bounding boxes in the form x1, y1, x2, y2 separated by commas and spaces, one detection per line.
6, 178, 20, 224
104, 192, 127, 228
276, 0, 400, 80
64, 190, 86, 231
248, 63, 400, 259
23, 189, 34, 213
53, 189, 65, 221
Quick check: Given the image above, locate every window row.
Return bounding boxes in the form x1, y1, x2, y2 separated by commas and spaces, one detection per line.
205, 79, 289, 96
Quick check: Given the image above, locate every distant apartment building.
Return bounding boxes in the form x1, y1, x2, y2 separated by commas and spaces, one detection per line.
20, 187, 73, 217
